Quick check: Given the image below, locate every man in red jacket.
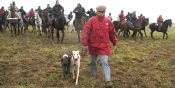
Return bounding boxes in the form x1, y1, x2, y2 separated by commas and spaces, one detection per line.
119, 10, 126, 26
157, 15, 164, 31
28, 8, 35, 22
81, 5, 118, 88
0, 7, 5, 16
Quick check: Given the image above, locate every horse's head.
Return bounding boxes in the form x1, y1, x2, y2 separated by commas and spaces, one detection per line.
163, 19, 172, 27
144, 18, 149, 26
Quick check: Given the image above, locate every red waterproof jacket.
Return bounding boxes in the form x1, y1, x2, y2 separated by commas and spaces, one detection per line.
119, 12, 125, 21
0, 9, 5, 16
29, 9, 35, 17
157, 16, 163, 24
81, 16, 118, 55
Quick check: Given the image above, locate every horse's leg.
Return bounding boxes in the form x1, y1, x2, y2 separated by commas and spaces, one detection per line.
163, 33, 165, 39
138, 30, 143, 39
77, 30, 80, 42
150, 31, 154, 39
61, 29, 64, 42
131, 30, 136, 38
14, 25, 17, 36
10, 24, 13, 36
56, 29, 60, 42
17, 22, 20, 35
51, 27, 54, 40
166, 32, 168, 39
144, 29, 147, 37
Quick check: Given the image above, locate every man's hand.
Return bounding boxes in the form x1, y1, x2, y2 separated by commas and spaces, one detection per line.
82, 46, 88, 51
82, 46, 88, 56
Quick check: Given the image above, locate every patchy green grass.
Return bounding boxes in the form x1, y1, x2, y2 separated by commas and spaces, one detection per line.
0, 25, 175, 88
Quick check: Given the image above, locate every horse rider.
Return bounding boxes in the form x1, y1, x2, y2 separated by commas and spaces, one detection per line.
35, 6, 42, 17
68, 11, 73, 21
19, 6, 26, 22
52, 0, 64, 20
7, 1, 20, 19
157, 15, 163, 31
28, 8, 35, 22
86, 8, 96, 18
130, 11, 137, 22
73, 3, 86, 24
45, 4, 52, 16
138, 14, 145, 22
119, 10, 125, 25
107, 12, 113, 21
0, 7, 6, 16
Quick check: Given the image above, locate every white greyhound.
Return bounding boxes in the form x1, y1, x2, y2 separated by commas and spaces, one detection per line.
71, 50, 81, 85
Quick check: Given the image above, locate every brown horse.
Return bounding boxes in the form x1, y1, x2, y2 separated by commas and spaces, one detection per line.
120, 20, 134, 38
73, 17, 86, 42
41, 10, 53, 38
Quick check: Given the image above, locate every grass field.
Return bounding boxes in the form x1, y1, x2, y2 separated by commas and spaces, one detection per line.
0, 25, 175, 88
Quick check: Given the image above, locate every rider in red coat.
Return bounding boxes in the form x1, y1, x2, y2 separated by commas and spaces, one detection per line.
119, 10, 125, 21
157, 15, 163, 30
157, 15, 163, 25
29, 8, 35, 17
157, 15, 163, 31
0, 7, 5, 16
28, 8, 35, 21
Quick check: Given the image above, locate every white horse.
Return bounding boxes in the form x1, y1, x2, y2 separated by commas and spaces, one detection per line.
35, 11, 42, 36
7, 7, 25, 35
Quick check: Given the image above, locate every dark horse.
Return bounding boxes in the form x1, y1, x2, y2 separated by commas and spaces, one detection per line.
25, 15, 35, 31
149, 19, 172, 39
0, 13, 6, 32
41, 10, 53, 38
131, 18, 149, 39
113, 20, 121, 33
53, 14, 66, 42
141, 18, 149, 37
120, 20, 134, 38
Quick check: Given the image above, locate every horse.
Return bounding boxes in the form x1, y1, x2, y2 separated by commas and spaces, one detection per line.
7, 5, 21, 36
41, 10, 53, 38
25, 15, 35, 31
131, 19, 144, 39
0, 13, 6, 32
35, 11, 42, 36
140, 18, 149, 37
113, 20, 121, 33
73, 17, 86, 42
149, 19, 172, 39
120, 20, 134, 38
52, 14, 67, 42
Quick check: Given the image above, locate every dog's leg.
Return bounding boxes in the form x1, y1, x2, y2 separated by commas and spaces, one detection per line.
63, 65, 66, 78
72, 66, 75, 79
75, 61, 80, 85
75, 66, 80, 85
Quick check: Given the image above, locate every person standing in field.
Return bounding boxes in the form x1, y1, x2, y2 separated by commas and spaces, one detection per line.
81, 5, 118, 88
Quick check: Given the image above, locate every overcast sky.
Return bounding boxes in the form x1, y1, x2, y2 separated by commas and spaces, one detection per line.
1, 0, 174, 22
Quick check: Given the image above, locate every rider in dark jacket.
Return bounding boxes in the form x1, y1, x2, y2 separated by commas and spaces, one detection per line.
45, 4, 52, 16
52, 0, 64, 18
19, 6, 26, 22
73, 3, 85, 19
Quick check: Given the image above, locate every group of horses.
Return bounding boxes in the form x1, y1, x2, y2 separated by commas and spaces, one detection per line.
0, 5, 88, 42
113, 14, 172, 40
0, 6, 173, 42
